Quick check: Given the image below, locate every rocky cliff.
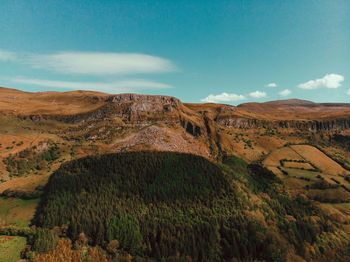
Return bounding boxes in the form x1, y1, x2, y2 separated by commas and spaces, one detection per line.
216, 116, 350, 131
15, 92, 350, 134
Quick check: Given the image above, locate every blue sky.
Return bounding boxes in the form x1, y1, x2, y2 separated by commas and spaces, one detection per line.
0, 0, 349, 104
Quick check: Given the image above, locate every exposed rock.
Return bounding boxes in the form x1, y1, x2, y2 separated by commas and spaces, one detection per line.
111, 125, 210, 158
217, 116, 350, 131
108, 93, 181, 109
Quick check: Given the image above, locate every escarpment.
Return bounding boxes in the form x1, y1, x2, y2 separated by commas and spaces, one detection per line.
17, 94, 181, 123
216, 115, 350, 131
17, 93, 208, 138
4, 90, 350, 140
3, 87, 350, 170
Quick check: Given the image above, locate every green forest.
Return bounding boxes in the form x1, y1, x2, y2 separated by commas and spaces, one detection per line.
32, 151, 350, 261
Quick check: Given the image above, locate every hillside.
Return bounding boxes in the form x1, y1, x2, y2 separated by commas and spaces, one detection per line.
2, 87, 350, 120
0, 87, 350, 261
1, 87, 350, 194
32, 152, 350, 261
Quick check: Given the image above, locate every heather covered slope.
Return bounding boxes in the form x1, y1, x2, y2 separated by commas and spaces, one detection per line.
32, 152, 350, 261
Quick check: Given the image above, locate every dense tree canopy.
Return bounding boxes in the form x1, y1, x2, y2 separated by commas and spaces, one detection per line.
33, 152, 349, 261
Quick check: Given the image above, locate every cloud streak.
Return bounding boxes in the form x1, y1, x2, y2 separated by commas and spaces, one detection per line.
0, 50, 17, 61
298, 73, 344, 90
0, 49, 177, 93
11, 77, 172, 93
0, 49, 176, 75
25, 52, 176, 75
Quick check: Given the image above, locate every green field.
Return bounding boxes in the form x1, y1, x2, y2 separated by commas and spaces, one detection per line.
0, 197, 38, 227
283, 167, 321, 181
0, 236, 26, 262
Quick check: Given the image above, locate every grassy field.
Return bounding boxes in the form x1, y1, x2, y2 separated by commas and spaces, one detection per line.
291, 145, 349, 176
264, 144, 350, 181
283, 161, 315, 170
0, 197, 36, 260
0, 197, 38, 227
0, 175, 49, 195
283, 168, 321, 180
264, 144, 350, 233
263, 146, 303, 167
0, 236, 26, 262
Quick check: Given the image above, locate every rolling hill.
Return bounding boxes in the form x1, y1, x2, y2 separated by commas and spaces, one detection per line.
1, 87, 350, 261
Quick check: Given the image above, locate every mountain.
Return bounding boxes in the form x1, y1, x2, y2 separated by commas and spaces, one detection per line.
1, 86, 349, 189
1, 87, 350, 261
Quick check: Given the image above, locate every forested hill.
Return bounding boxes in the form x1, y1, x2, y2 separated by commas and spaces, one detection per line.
32, 152, 350, 261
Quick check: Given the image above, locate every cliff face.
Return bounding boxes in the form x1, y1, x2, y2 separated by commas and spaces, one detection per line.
21, 94, 183, 123
216, 116, 350, 131
17, 93, 350, 134
107, 94, 182, 123
108, 93, 181, 109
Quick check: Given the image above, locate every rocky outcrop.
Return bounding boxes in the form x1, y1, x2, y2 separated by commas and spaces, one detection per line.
217, 116, 350, 131
180, 119, 202, 137
107, 94, 182, 122
108, 93, 181, 110
20, 94, 182, 124
18, 94, 208, 139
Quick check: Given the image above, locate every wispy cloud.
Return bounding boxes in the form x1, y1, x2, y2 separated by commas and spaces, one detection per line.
0, 49, 176, 75
347, 89, 350, 95
201, 92, 246, 103
25, 52, 176, 75
265, 82, 277, 88
0, 50, 17, 61
11, 77, 172, 93
248, 90, 266, 98
201, 90, 267, 103
279, 89, 292, 97
298, 73, 344, 90
0, 49, 177, 93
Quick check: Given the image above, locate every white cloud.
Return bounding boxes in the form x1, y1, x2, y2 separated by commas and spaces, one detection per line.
11, 77, 171, 93
265, 82, 277, 88
347, 89, 350, 95
0, 49, 176, 75
201, 92, 246, 103
0, 50, 17, 61
24, 51, 176, 75
279, 89, 292, 97
201, 90, 268, 103
248, 90, 266, 98
298, 73, 344, 90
